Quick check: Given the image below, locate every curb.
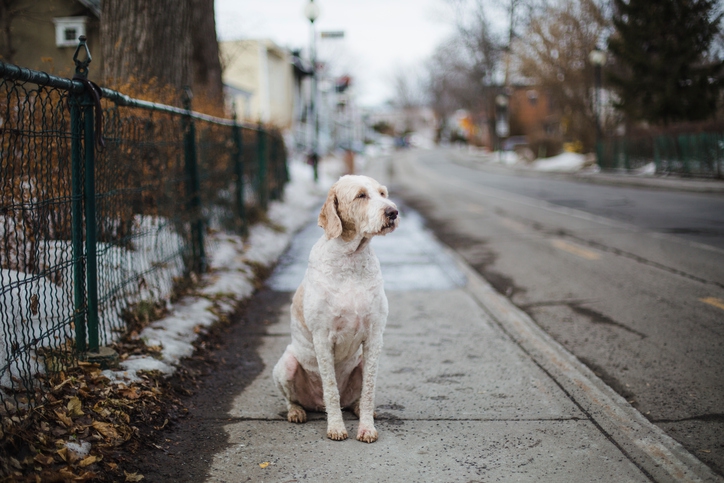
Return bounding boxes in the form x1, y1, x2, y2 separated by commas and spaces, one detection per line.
447, 149, 724, 194
443, 243, 722, 483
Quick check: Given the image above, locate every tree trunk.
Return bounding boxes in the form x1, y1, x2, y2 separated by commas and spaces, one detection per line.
0, 0, 18, 63
190, 0, 224, 114
101, 0, 192, 104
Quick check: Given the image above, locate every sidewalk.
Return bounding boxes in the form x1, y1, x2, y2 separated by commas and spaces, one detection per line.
203, 156, 720, 483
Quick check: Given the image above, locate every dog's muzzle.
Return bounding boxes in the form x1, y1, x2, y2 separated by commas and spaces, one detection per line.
383, 206, 399, 229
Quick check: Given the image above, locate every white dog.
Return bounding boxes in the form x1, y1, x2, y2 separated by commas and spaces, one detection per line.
273, 175, 399, 443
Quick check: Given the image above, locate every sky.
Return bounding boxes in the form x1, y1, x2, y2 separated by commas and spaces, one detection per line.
214, 0, 456, 107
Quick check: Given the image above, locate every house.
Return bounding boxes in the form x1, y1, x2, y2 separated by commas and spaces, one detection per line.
220, 39, 295, 128
0, 0, 101, 75
508, 86, 557, 139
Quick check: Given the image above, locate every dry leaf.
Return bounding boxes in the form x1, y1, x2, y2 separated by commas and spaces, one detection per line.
124, 471, 144, 481
92, 401, 111, 417
68, 396, 84, 417
33, 453, 54, 466
56, 447, 70, 462
91, 421, 120, 440
120, 387, 141, 400
259, 461, 270, 469
79, 454, 100, 467
30, 293, 40, 315
55, 410, 73, 427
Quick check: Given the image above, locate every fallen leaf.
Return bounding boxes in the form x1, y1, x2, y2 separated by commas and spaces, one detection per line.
33, 453, 55, 466
91, 421, 120, 440
259, 461, 270, 469
79, 454, 100, 467
56, 447, 70, 462
30, 293, 39, 315
54, 410, 73, 427
92, 401, 111, 417
120, 387, 141, 399
153, 419, 168, 430
124, 471, 144, 481
68, 396, 84, 417
59, 467, 78, 480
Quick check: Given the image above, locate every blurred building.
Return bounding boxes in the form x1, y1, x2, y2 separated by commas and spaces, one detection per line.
220, 39, 295, 128
0, 0, 101, 74
508, 87, 557, 139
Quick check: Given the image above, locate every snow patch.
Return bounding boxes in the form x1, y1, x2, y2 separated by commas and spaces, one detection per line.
532, 152, 587, 172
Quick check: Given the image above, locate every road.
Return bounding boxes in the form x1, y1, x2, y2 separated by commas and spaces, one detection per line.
388, 148, 724, 476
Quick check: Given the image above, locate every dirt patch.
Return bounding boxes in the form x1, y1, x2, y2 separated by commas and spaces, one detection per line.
0, 289, 289, 482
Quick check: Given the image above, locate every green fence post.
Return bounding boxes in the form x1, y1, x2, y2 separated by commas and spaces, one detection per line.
231, 109, 247, 236
596, 140, 603, 170
82, 85, 99, 353
72, 37, 100, 353
679, 134, 691, 175
718, 134, 723, 179
69, 65, 86, 354
182, 89, 206, 273
270, 133, 280, 201
256, 123, 268, 211
72, 37, 117, 364
653, 136, 661, 174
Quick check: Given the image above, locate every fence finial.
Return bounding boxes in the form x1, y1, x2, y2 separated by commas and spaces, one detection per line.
73, 35, 92, 77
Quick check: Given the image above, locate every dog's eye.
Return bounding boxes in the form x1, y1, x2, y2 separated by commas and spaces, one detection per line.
380, 191, 386, 197
356, 192, 366, 199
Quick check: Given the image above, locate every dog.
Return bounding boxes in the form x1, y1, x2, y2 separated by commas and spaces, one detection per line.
272, 175, 399, 443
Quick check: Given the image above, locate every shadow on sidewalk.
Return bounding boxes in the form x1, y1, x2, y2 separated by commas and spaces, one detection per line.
128, 289, 292, 482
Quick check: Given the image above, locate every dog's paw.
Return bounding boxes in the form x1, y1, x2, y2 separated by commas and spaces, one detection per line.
287, 405, 307, 423
327, 425, 348, 441
356, 426, 378, 443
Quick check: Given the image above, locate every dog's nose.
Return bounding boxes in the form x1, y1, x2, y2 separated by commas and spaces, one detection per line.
385, 206, 398, 220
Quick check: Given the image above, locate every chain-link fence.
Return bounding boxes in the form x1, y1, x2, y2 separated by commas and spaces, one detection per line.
598, 132, 724, 178
0, 40, 288, 420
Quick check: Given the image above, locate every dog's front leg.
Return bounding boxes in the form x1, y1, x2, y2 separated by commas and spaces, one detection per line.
312, 332, 348, 440
357, 332, 383, 443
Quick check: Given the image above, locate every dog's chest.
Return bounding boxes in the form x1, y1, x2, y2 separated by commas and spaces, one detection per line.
307, 247, 386, 328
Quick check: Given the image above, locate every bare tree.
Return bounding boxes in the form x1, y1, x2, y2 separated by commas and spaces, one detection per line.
0, 0, 22, 63
514, 0, 609, 149
426, 0, 537, 145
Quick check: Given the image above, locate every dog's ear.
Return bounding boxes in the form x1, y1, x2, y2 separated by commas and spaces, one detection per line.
318, 187, 343, 239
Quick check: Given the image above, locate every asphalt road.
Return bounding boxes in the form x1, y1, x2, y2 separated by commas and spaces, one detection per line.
388, 148, 724, 476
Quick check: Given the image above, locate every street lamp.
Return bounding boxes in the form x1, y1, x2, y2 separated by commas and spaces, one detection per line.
495, 93, 509, 153
589, 48, 607, 167
305, 0, 320, 181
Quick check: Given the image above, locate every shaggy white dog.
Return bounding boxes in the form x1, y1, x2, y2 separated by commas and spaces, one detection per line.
273, 175, 399, 443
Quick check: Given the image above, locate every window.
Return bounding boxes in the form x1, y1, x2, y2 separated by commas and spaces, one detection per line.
53, 17, 88, 48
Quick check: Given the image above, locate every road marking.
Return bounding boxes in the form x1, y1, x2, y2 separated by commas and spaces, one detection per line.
551, 239, 601, 260
700, 297, 724, 311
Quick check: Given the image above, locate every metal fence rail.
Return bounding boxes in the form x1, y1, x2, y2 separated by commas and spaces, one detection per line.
598, 132, 724, 178
0, 38, 288, 418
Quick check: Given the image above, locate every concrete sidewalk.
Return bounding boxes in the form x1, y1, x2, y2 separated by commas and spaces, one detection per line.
203, 158, 720, 483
